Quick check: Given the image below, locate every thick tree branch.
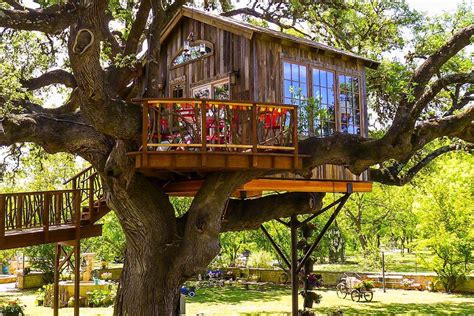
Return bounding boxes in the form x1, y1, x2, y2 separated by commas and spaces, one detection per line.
22, 69, 77, 90
0, 100, 113, 168
221, 192, 325, 232
370, 143, 473, 185
222, 7, 312, 39
412, 72, 474, 116
0, 2, 79, 34
410, 24, 474, 99
124, 0, 151, 56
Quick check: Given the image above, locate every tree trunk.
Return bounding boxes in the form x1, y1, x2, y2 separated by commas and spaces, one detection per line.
114, 243, 183, 315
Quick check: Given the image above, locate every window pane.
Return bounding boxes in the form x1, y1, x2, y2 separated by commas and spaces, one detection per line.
284, 62, 291, 80
338, 74, 361, 135
291, 63, 299, 80
300, 65, 307, 82
313, 69, 320, 86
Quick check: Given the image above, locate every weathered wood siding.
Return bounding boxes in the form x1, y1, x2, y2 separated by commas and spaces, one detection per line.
160, 17, 252, 100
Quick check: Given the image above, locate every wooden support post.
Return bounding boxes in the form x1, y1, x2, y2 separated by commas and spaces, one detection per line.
251, 103, 258, 167
74, 189, 81, 316
290, 216, 299, 316
142, 102, 149, 167
53, 243, 61, 316
74, 240, 80, 316
201, 101, 207, 166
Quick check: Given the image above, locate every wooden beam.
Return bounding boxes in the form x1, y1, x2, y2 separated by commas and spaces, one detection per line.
163, 179, 372, 196
0, 225, 102, 250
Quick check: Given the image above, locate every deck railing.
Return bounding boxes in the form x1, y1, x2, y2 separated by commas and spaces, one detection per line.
64, 166, 104, 213
141, 99, 298, 155
0, 190, 81, 235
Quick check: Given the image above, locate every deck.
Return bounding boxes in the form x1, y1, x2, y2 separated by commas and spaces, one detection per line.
130, 98, 301, 171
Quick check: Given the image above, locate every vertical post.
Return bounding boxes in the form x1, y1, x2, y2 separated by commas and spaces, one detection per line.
382, 251, 386, 293
201, 101, 207, 166
157, 103, 162, 143
53, 243, 61, 316
16, 195, 23, 230
142, 102, 149, 167
74, 189, 81, 316
89, 176, 95, 217
0, 195, 5, 243
43, 193, 50, 241
290, 216, 299, 316
292, 107, 299, 168
251, 104, 258, 167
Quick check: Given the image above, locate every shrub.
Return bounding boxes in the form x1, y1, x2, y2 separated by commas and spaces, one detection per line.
247, 250, 274, 268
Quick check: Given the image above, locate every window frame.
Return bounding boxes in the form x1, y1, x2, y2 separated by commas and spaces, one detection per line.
281, 58, 364, 136
169, 40, 214, 70
191, 78, 231, 100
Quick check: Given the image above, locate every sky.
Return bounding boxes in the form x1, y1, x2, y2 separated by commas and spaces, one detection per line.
406, 0, 471, 14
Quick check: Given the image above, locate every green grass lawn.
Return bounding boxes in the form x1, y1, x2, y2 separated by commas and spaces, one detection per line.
1, 284, 472, 315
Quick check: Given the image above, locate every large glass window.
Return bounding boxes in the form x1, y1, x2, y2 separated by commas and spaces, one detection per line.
283, 62, 307, 105
338, 75, 360, 135
312, 69, 336, 137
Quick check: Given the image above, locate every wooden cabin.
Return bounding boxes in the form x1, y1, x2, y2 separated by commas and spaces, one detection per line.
129, 7, 379, 195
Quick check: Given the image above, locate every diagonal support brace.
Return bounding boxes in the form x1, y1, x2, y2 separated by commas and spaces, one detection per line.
296, 193, 351, 273
260, 224, 291, 270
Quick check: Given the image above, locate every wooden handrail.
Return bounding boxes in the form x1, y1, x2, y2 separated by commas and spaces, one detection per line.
63, 166, 93, 185
141, 99, 299, 159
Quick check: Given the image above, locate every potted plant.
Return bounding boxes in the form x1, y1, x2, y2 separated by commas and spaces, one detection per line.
354, 280, 374, 291
1, 299, 25, 316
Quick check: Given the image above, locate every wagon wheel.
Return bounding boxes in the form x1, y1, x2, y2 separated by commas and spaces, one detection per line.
336, 283, 347, 299
350, 289, 361, 302
363, 291, 373, 302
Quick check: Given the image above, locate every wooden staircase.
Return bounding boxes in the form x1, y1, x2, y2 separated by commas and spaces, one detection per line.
0, 167, 110, 250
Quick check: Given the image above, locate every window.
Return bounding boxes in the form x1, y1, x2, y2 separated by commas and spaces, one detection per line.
171, 40, 213, 68
312, 69, 336, 137
282, 61, 363, 136
338, 74, 360, 135
171, 83, 184, 98
192, 79, 230, 100
283, 62, 307, 105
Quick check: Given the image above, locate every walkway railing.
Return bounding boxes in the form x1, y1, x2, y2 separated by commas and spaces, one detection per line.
141, 99, 298, 155
0, 190, 81, 235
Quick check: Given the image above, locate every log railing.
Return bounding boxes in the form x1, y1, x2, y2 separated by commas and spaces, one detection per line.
0, 190, 81, 235
0, 167, 106, 239
141, 99, 298, 155
64, 167, 105, 209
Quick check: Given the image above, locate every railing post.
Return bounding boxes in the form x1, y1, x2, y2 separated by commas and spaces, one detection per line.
293, 107, 299, 169
142, 101, 149, 167
201, 100, 207, 166
43, 193, 50, 241
89, 175, 95, 216
252, 103, 258, 167
16, 195, 23, 230
0, 196, 5, 243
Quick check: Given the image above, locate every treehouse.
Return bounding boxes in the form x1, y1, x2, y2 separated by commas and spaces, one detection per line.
128, 7, 379, 195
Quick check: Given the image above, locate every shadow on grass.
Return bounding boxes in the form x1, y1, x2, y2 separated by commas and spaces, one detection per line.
189, 284, 290, 305
313, 302, 474, 315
